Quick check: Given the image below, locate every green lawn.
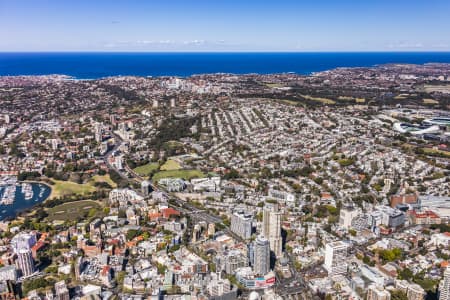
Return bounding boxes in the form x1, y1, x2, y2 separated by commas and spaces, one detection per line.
422, 147, 450, 158
160, 159, 182, 171
49, 175, 116, 199
300, 94, 336, 104
46, 200, 102, 221
265, 83, 283, 88
133, 162, 160, 176
90, 175, 117, 188
153, 169, 205, 182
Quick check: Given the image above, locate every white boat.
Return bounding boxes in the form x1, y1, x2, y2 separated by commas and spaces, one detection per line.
0, 185, 16, 205
38, 185, 45, 197
21, 183, 33, 200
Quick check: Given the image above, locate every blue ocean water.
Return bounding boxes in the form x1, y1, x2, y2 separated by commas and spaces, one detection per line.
1, 52, 450, 79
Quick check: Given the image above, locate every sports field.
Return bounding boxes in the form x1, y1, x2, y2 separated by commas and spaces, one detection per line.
152, 169, 205, 182
160, 159, 182, 171
133, 162, 160, 176
46, 200, 102, 221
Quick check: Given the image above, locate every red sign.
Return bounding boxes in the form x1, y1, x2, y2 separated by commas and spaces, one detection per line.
266, 277, 275, 284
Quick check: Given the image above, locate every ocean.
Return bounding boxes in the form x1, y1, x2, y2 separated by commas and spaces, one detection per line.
1, 52, 450, 79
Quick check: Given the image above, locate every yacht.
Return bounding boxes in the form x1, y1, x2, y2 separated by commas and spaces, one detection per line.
21, 183, 34, 200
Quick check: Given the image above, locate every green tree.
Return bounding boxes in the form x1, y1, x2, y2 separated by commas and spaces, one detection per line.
390, 290, 408, 300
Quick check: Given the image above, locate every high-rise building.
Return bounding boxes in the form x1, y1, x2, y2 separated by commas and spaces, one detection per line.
0, 265, 17, 282
94, 122, 102, 143
11, 233, 36, 278
223, 250, 248, 274
55, 280, 70, 300
407, 283, 426, 300
262, 205, 283, 258
339, 207, 359, 229
11, 233, 36, 253
208, 223, 216, 236
74, 256, 84, 280
110, 114, 116, 127
439, 267, 450, 300
141, 180, 152, 197
231, 211, 252, 240
367, 284, 391, 300
208, 272, 231, 297
395, 279, 426, 300
253, 236, 270, 276
324, 241, 348, 275
15, 249, 34, 277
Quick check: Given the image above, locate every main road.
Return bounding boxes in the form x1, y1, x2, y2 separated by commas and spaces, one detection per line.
105, 133, 308, 296
104, 133, 241, 240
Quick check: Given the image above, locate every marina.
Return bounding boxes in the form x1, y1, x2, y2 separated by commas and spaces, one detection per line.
0, 178, 51, 221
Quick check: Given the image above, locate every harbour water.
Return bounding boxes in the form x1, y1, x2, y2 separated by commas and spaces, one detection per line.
0, 182, 51, 221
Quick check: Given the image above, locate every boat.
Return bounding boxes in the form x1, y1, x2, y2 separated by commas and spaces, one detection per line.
38, 185, 45, 198
0, 176, 17, 186
21, 183, 33, 200
0, 185, 16, 205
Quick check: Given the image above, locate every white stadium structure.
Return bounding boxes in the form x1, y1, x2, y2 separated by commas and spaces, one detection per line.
393, 123, 441, 135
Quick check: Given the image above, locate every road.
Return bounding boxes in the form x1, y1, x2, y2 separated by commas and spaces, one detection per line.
105, 133, 307, 296
104, 133, 239, 236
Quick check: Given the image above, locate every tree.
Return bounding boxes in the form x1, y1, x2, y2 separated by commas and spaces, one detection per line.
390, 290, 408, 300
379, 248, 402, 262
156, 263, 167, 275
87, 208, 97, 218
116, 271, 126, 286
398, 267, 414, 281
126, 229, 142, 241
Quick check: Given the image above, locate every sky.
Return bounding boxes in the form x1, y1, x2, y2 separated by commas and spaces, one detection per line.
1, 0, 450, 52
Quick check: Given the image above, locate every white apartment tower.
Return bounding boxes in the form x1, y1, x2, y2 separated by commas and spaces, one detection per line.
253, 236, 270, 276
262, 205, 283, 258
16, 249, 34, 277
439, 267, 450, 300
324, 241, 349, 275
231, 211, 253, 240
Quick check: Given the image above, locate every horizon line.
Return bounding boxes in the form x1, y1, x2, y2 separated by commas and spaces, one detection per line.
2, 50, 450, 54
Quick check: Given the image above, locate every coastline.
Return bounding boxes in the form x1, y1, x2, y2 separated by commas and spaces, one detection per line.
2, 52, 450, 79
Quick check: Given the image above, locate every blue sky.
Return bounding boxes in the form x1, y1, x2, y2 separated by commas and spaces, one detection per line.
1, 0, 450, 51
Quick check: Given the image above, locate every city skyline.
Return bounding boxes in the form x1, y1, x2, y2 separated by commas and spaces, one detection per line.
1, 0, 450, 52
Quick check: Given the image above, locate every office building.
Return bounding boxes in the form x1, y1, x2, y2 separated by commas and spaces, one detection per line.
324, 241, 348, 275
253, 236, 270, 276
231, 211, 253, 240
262, 205, 283, 258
